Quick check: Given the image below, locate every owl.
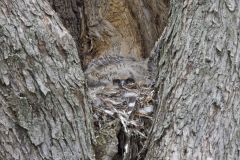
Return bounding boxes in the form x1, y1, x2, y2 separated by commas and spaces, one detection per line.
84, 55, 149, 87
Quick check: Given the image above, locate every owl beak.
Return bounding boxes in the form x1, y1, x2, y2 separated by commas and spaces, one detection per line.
120, 80, 125, 87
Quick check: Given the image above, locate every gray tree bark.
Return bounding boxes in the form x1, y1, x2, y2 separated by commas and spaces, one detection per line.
0, 0, 94, 159
47, 0, 88, 62
145, 0, 240, 159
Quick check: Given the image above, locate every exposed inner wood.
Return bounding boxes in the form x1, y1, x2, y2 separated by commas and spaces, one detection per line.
83, 0, 169, 66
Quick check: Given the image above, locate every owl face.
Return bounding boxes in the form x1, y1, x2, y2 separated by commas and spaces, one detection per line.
113, 78, 135, 87
84, 55, 148, 87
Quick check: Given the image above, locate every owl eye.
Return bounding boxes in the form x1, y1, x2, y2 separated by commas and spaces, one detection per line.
96, 73, 100, 78
126, 78, 135, 84
113, 79, 121, 85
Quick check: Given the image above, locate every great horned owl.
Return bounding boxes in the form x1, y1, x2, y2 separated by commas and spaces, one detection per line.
84, 55, 149, 87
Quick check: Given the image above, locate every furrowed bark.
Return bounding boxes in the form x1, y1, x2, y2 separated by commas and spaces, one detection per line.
47, 0, 88, 58
146, 0, 240, 159
0, 0, 94, 159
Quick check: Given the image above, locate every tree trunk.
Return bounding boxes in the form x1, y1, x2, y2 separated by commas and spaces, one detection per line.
47, 0, 88, 63
4, 0, 238, 160
0, 0, 94, 159
145, 0, 240, 159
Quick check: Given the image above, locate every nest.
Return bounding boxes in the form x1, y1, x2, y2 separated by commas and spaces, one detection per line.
88, 81, 155, 159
